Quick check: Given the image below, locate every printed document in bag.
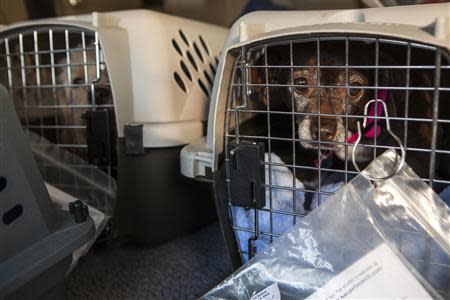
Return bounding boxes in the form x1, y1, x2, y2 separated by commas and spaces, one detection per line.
307, 243, 432, 299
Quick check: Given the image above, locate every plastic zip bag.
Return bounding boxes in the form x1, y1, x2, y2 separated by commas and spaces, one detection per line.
203, 150, 450, 299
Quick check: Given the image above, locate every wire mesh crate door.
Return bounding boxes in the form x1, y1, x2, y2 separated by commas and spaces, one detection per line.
224, 34, 450, 262
0, 26, 117, 215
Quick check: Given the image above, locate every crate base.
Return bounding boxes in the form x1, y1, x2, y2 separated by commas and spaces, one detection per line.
114, 139, 216, 246
6, 255, 71, 300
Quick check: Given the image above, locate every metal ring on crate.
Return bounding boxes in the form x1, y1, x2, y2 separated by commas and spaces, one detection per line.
352, 99, 406, 181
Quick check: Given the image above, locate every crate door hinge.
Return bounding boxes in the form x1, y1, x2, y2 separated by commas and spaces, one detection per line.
228, 141, 265, 209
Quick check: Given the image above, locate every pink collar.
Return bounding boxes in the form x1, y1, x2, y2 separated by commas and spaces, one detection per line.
347, 90, 388, 144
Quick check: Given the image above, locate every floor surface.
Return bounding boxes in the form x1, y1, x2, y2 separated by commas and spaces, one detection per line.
65, 223, 232, 300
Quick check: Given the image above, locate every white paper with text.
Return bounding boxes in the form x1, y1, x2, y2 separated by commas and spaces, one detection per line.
307, 243, 431, 299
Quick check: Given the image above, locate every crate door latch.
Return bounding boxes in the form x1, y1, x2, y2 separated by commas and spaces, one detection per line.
84, 109, 117, 166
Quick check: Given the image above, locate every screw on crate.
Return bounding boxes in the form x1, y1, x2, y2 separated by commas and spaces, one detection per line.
69, 200, 89, 223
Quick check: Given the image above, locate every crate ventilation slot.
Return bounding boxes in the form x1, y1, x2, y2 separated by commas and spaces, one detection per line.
186, 50, 198, 71
171, 38, 182, 56
179, 29, 190, 46
203, 70, 213, 86
193, 42, 204, 62
172, 30, 219, 96
3, 204, 23, 225
174, 72, 187, 93
180, 61, 192, 81
198, 78, 209, 97
199, 35, 210, 55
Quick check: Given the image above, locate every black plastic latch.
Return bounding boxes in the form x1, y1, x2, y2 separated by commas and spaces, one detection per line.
84, 109, 117, 166
124, 124, 144, 155
228, 141, 265, 209
69, 200, 89, 223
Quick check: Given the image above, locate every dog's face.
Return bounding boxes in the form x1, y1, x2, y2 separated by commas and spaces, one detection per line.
57, 44, 111, 149
257, 43, 379, 163
247, 41, 446, 181
292, 54, 373, 162
58, 47, 111, 111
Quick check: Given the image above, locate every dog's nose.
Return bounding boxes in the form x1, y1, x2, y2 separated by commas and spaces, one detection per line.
88, 87, 111, 105
310, 119, 337, 142
95, 87, 110, 102
320, 125, 336, 141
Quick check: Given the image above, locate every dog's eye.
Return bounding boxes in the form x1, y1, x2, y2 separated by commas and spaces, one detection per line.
349, 81, 363, 97
73, 78, 85, 85
294, 76, 309, 93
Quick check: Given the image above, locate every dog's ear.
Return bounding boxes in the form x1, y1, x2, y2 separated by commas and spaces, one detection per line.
247, 46, 291, 110
249, 65, 269, 107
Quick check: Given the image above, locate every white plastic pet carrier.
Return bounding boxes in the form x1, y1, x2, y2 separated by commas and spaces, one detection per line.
180, 2, 450, 285
1, 10, 228, 244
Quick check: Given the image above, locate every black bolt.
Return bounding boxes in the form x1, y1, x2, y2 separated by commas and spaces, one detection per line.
69, 200, 89, 223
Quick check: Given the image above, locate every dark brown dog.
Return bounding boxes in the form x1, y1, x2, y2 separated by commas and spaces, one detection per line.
244, 41, 448, 184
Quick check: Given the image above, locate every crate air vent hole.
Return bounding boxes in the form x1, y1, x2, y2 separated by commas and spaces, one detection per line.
198, 79, 210, 97
204, 70, 213, 86
3, 204, 23, 225
180, 61, 192, 81
199, 35, 210, 55
209, 63, 216, 75
179, 29, 190, 46
174, 72, 187, 93
186, 51, 198, 71
0, 176, 6, 192
193, 42, 204, 63
172, 38, 183, 56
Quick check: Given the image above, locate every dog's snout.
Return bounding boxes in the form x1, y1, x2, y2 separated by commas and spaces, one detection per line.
320, 123, 336, 141
95, 87, 110, 101
310, 118, 337, 142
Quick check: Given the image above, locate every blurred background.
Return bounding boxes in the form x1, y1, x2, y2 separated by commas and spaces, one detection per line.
1, 0, 448, 27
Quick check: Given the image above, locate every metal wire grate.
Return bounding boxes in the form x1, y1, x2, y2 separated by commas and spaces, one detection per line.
0, 26, 117, 215
224, 35, 450, 263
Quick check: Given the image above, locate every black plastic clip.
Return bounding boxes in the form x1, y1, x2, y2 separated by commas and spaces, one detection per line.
69, 200, 89, 223
124, 124, 144, 155
228, 141, 265, 209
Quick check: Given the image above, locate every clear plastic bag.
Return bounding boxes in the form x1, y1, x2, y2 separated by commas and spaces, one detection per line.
26, 130, 117, 216
203, 150, 450, 299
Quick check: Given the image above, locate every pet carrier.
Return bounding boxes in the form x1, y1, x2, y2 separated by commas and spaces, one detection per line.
0, 10, 228, 245
180, 3, 450, 268
0, 86, 95, 299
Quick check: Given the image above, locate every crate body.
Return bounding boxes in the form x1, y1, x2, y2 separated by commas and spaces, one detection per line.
180, 2, 450, 274
0, 10, 228, 244
0, 87, 95, 299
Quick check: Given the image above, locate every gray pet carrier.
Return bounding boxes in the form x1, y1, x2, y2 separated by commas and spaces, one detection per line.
181, 2, 450, 274
0, 86, 95, 299
0, 10, 228, 245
